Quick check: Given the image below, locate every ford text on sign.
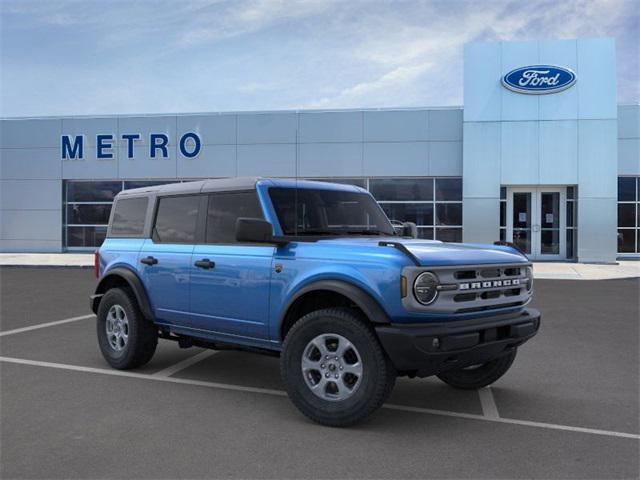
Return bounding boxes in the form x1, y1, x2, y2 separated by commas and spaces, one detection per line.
501, 65, 576, 94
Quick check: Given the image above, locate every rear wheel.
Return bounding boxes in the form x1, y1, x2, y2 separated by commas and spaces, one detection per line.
280, 308, 396, 427
436, 349, 517, 389
97, 288, 158, 370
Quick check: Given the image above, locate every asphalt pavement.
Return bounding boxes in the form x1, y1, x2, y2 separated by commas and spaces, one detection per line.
0, 266, 638, 479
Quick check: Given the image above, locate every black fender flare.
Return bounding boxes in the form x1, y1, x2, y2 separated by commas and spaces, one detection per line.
91, 267, 154, 321
280, 279, 391, 330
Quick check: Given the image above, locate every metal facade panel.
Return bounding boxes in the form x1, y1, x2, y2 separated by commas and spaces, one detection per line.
237, 113, 297, 144
429, 141, 463, 176
0, 148, 61, 179
0, 180, 61, 210
62, 117, 118, 147
539, 120, 578, 184
62, 150, 118, 179
0, 210, 61, 241
577, 197, 617, 262
500, 41, 540, 121
538, 39, 579, 120
577, 38, 617, 120
117, 116, 178, 144
363, 110, 428, 142
0, 119, 61, 148
363, 142, 427, 176
237, 144, 296, 177
463, 42, 502, 122
117, 145, 177, 179
462, 122, 501, 198
500, 121, 539, 185
617, 138, 640, 175
298, 143, 362, 177
299, 111, 363, 143
178, 144, 236, 178
428, 109, 463, 141
617, 105, 640, 139
462, 198, 500, 244
177, 114, 237, 145
577, 120, 618, 198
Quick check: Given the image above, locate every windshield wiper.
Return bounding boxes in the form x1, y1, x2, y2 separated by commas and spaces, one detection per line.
344, 229, 386, 236
291, 229, 337, 236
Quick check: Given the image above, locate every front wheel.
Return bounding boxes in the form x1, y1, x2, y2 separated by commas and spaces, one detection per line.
436, 349, 517, 390
280, 308, 396, 427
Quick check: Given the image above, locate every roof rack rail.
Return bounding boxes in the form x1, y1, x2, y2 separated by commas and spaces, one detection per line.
378, 241, 421, 266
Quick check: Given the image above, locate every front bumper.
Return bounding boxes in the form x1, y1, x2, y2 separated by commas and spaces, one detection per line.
375, 308, 541, 377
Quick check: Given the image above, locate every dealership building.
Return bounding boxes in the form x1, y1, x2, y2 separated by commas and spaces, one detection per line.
1, 37, 638, 262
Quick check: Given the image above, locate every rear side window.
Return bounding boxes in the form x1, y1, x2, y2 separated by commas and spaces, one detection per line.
153, 195, 200, 244
110, 197, 148, 236
206, 192, 264, 244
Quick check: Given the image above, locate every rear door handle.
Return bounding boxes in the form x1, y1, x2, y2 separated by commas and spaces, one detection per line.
140, 256, 158, 266
194, 259, 215, 269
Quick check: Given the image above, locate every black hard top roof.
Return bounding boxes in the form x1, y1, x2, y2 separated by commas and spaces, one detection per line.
117, 177, 262, 198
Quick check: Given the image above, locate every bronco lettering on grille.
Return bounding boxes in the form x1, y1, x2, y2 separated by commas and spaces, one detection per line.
459, 279, 521, 290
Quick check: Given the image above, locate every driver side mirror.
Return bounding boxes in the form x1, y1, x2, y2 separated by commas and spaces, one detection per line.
401, 221, 418, 238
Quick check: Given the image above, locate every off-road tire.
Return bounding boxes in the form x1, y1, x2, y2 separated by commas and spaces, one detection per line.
97, 287, 158, 370
436, 349, 517, 389
280, 307, 396, 427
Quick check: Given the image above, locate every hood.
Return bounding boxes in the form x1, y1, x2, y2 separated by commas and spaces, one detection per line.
399, 239, 528, 266
315, 237, 528, 267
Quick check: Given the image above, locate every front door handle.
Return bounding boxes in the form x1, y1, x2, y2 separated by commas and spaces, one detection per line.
194, 259, 215, 269
140, 256, 158, 266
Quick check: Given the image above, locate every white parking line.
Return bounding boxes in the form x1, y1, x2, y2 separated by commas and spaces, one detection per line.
478, 387, 500, 419
0, 314, 95, 337
1, 355, 638, 440
152, 350, 218, 377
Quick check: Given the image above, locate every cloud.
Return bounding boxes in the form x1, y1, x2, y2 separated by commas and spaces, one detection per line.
0, 0, 637, 116
177, 0, 336, 47
308, 62, 434, 108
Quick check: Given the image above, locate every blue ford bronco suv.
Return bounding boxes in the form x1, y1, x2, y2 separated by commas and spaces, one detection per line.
91, 178, 540, 426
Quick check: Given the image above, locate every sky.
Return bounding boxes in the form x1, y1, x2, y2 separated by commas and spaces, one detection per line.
0, 0, 638, 117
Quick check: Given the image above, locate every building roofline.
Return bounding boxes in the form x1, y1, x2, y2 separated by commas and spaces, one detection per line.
0, 105, 464, 121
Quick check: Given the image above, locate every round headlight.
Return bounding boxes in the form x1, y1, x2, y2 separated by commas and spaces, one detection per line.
413, 272, 439, 305
525, 266, 534, 292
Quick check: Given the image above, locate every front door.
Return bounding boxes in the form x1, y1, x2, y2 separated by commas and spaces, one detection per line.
506, 187, 566, 260
189, 191, 274, 342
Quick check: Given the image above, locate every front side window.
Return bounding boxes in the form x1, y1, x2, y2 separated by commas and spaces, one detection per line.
269, 187, 395, 236
110, 197, 148, 236
206, 192, 264, 244
153, 195, 200, 244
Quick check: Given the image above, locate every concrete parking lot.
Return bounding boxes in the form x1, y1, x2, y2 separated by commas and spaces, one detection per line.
1, 267, 638, 479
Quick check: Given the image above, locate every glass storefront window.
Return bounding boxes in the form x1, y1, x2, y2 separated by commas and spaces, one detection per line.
617, 177, 639, 254
66, 204, 112, 225
435, 178, 462, 201
369, 178, 433, 201
67, 181, 122, 202
380, 204, 434, 226
67, 226, 107, 247
63, 177, 464, 249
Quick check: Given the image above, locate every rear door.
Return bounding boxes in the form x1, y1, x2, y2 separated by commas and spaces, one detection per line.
139, 194, 203, 328
190, 191, 274, 341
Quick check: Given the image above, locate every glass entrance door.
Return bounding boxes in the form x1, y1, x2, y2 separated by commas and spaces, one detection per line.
506, 187, 567, 260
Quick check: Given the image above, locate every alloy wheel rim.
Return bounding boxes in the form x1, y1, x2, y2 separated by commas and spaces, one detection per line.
301, 333, 363, 401
106, 304, 129, 352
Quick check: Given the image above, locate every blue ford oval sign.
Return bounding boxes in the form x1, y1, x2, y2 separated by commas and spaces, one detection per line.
502, 65, 576, 94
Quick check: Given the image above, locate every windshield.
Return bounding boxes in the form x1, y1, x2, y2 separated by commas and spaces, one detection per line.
269, 187, 395, 236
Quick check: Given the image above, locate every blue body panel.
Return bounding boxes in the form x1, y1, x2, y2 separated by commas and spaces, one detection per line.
99, 179, 529, 353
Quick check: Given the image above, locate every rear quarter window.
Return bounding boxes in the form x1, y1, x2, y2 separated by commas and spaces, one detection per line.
110, 197, 148, 236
